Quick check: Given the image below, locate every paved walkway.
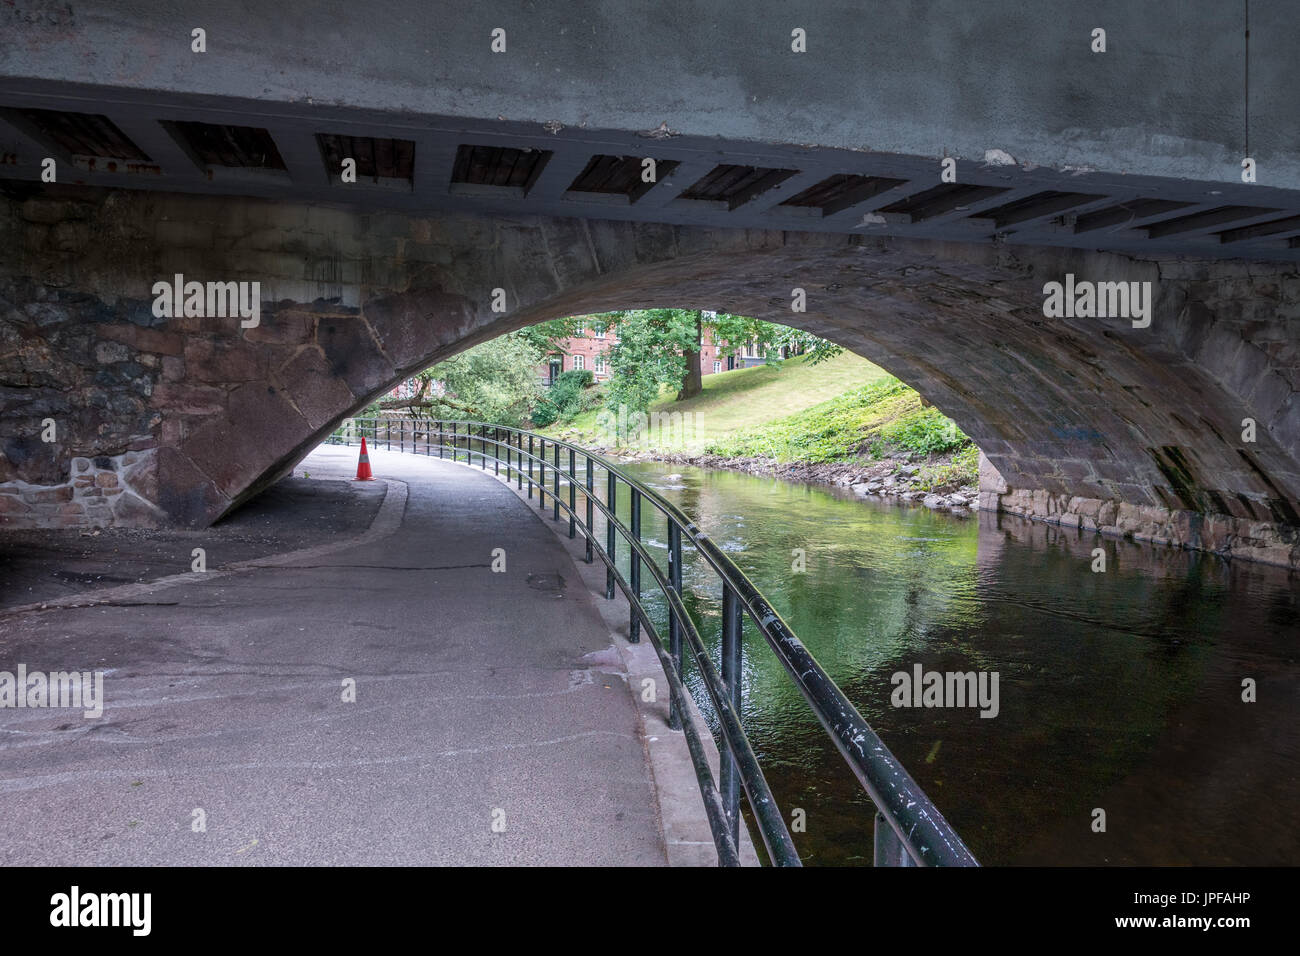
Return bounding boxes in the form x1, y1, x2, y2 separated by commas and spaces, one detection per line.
0, 445, 667, 865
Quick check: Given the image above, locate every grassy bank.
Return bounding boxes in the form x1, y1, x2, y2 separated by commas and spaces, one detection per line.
702, 376, 979, 493
550, 351, 889, 452
545, 351, 980, 496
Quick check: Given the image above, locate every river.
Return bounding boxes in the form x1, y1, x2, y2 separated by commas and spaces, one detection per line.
603, 459, 1299, 865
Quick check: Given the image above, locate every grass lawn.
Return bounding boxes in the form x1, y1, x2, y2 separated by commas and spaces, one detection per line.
548, 351, 891, 453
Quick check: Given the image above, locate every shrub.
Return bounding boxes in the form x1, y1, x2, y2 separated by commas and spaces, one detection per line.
878, 406, 969, 455
706, 377, 912, 462
704, 375, 976, 466
913, 444, 980, 491
532, 369, 593, 427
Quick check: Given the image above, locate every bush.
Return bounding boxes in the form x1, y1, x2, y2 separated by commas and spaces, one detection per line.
532, 369, 594, 427
706, 377, 912, 462
705, 375, 976, 466
878, 406, 969, 455
913, 444, 980, 491
531, 402, 560, 428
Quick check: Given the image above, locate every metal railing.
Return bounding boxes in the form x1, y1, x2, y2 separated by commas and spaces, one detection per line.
327, 417, 978, 868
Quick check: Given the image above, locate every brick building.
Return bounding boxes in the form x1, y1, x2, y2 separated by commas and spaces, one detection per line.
539, 322, 750, 384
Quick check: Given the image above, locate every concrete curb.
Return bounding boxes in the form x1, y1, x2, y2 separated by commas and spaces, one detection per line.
0, 477, 408, 620
455, 455, 762, 867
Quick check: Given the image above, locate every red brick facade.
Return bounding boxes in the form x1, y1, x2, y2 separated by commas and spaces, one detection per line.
540, 326, 734, 383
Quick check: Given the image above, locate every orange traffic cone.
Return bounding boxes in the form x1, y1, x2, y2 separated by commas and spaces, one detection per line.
355, 437, 374, 481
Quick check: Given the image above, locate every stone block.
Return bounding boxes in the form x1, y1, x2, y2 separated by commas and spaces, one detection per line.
162, 356, 186, 381
317, 316, 394, 395
98, 323, 185, 356
278, 348, 357, 430
151, 383, 229, 415
181, 382, 309, 503
977, 451, 1008, 494
94, 340, 133, 364
149, 447, 228, 527
183, 337, 269, 383
0, 495, 30, 513
30, 486, 73, 503
363, 287, 477, 373
245, 311, 316, 346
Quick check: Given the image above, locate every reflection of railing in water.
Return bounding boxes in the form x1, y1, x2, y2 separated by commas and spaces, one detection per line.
326, 416, 979, 868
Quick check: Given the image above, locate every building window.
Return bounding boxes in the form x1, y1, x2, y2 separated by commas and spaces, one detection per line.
574, 322, 584, 336
713, 360, 721, 373
573, 354, 585, 371
594, 354, 606, 374
593, 324, 605, 339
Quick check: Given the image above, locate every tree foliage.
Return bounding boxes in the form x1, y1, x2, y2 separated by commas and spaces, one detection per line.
368, 309, 843, 427
708, 313, 842, 366
600, 309, 700, 415
515, 317, 585, 355
532, 370, 596, 426
591, 309, 843, 415
372, 332, 543, 425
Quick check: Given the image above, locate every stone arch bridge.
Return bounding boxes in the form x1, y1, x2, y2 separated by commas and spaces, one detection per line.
1, 188, 1297, 567
1, 0, 1299, 567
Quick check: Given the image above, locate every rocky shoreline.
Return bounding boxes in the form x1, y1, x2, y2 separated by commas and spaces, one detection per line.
578, 443, 981, 515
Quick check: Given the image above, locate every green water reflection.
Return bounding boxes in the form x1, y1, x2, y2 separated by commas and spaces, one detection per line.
603, 460, 1299, 865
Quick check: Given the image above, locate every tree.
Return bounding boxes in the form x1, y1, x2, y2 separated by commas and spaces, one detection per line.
677, 309, 704, 400
516, 316, 585, 356
706, 313, 842, 366
602, 309, 699, 415
372, 332, 543, 425
766, 323, 843, 365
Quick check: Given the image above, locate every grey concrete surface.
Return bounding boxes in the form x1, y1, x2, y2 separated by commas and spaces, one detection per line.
0, 445, 668, 865
2, 2, 1296, 189
491, 457, 760, 866
0, 474, 386, 609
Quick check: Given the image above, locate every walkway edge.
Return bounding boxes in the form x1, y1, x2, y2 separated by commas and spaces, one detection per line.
479, 460, 762, 866
0, 478, 408, 619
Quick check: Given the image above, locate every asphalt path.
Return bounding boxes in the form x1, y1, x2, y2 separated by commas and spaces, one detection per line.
0, 445, 666, 865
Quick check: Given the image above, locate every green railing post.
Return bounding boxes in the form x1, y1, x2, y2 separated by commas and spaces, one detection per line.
629, 486, 641, 643
567, 447, 576, 538
720, 583, 744, 847
552, 441, 560, 522
538, 439, 547, 511
584, 455, 594, 564
605, 471, 616, 600
668, 520, 683, 730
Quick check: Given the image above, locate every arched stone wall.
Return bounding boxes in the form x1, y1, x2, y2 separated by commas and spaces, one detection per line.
2, 188, 1297, 565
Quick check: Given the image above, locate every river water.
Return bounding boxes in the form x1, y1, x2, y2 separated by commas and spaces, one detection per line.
605, 460, 1298, 866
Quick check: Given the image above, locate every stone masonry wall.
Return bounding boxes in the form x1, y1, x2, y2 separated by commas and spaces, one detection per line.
978, 452, 1299, 569
2, 186, 1299, 565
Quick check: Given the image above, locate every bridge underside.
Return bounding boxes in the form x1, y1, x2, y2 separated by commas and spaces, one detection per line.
2, 2, 1300, 266
1, 186, 1297, 567
1, 76, 1299, 266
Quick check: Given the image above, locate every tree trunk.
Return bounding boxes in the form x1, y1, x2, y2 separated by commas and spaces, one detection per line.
677, 310, 703, 400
